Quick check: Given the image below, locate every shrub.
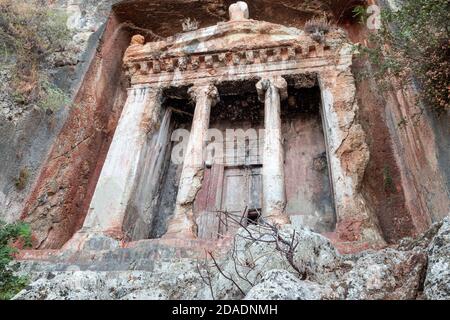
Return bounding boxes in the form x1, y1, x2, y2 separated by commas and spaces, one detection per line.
305, 16, 331, 43
0, 0, 71, 110
38, 78, 71, 111
356, 0, 450, 113
182, 17, 199, 32
0, 220, 31, 300
352, 4, 369, 25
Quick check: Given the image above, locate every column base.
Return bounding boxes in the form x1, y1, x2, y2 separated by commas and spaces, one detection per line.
163, 211, 198, 240
62, 229, 121, 252
263, 211, 291, 226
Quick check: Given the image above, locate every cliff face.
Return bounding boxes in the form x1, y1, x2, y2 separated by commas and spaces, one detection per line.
0, 0, 114, 224
365, 0, 450, 240
0, 0, 448, 262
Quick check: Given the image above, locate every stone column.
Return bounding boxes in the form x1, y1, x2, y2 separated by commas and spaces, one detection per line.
165, 83, 219, 239
256, 77, 290, 225
81, 85, 163, 239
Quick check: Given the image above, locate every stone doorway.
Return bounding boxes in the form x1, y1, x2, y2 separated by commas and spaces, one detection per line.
194, 83, 265, 239
196, 165, 263, 239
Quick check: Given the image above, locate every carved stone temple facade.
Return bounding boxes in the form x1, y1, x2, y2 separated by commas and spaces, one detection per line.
70, 1, 383, 247
9, 2, 450, 300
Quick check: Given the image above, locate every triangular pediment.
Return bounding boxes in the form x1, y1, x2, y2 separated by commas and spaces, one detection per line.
123, 2, 349, 86
125, 19, 307, 61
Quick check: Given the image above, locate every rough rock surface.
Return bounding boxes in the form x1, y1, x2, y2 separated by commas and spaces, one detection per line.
14, 267, 209, 300
14, 221, 450, 300
209, 224, 429, 300
424, 217, 450, 300
203, 224, 343, 300
244, 270, 334, 300
2, 0, 449, 300
0, 0, 113, 224
336, 248, 427, 300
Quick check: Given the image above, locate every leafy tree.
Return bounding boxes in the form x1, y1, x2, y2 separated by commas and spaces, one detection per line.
0, 220, 31, 300
356, 0, 449, 113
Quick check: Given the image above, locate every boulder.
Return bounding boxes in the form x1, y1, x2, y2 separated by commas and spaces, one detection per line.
244, 270, 335, 300
424, 217, 450, 300
336, 248, 427, 300
14, 262, 211, 300
208, 224, 341, 299
14, 219, 450, 300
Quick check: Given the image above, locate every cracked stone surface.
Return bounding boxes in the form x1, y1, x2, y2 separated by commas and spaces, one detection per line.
424, 217, 450, 300
244, 270, 334, 300
13, 221, 449, 300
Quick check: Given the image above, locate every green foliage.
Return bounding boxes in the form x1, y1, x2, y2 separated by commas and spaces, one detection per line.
356, 0, 450, 113
353, 5, 369, 25
0, 220, 32, 300
397, 117, 408, 129
0, 0, 71, 111
38, 78, 71, 111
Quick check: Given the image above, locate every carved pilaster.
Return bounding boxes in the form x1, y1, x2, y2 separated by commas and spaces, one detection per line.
318, 69, 384, 244
81, 86, 163, 239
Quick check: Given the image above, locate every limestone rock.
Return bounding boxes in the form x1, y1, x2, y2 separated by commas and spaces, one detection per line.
397, 220, 444, 251
286, 225, 342, 283
208, 224, 341, 299
244, 270, 334, 300
424, 217, 450, 300
14, 264, 211, 300
13, 219, 450, 300
337, 248, 427, 300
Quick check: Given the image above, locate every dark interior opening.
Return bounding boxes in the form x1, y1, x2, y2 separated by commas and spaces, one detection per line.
145, 77, 336, 240
147, 88, 193, 239
246, 209, 261, 226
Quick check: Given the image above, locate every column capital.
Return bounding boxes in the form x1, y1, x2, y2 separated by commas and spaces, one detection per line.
256, 76, 288, 102
188, 83, 219, 106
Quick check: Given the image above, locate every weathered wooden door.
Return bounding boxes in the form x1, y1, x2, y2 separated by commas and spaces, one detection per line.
219, 166, 262, 236
196, 165, 262, 239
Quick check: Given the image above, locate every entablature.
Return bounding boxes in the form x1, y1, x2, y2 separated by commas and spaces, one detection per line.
123, 7, 350, 87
